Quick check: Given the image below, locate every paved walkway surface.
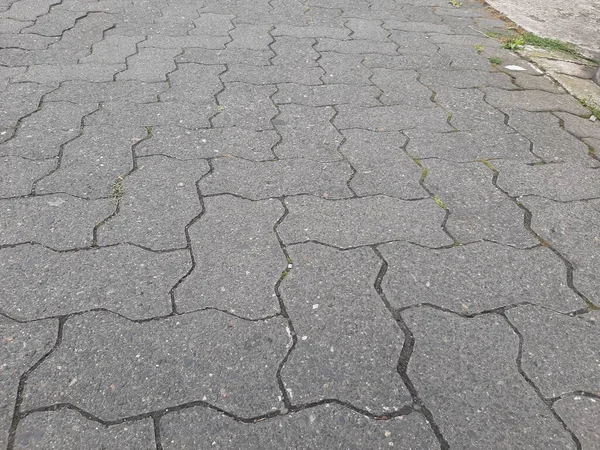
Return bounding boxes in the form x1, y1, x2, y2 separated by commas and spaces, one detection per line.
1, 0, 600, 449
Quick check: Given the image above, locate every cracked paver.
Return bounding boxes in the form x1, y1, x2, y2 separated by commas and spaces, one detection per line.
2, 0, 600, 447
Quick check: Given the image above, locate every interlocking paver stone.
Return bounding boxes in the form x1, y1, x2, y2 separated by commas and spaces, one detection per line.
506, 109, 592, 164
404, 307, 577, 450
0, 195, 114, 249
227, 24, 272, 50
0, 0, 60, 21
494, 160, 600, 201
273, 83, 380, 107
136, 126, 278, 161
483, 87, 591, 115
160, 405, 438, 449
22, 310, 289, 419
199, 158, 353, 199
222, 63, 323, 85
0, 316, 57, 449
339, 129, 425, 198
280, 195, 452, 248
273, 104, 342, 161
177, 47, 272, 65
424, 159, 536, 246
380, 241, 583, 313
45, 80, 169, 103
281, 243, 411, 412
98, 156, 209, 250
319, 52, 373, 85
161, 63, 224, 103
14, 410, 155, 450
85, 101, 214, 128
0, 83, 56, 130
271, 36, 319, 68
175, 195, 286, 318
370, 68, 433, 106
116, 47, 179, 82
213, 83, 277, 131
507, 305, 600, 397
0, 243, 190, 320
37, 126, 146, 198
405, 129, 534, 161
554, 112, 600, 140
334, 104, 453, 132
191, 13, 234, 36
522, 197, 600, 304
49, 12, 115, 50
0, 156, 54, 197
79, 35, 144, 64
554, 395, 600, 450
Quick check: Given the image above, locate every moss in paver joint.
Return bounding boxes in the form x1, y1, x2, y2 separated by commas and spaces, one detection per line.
111, 176, 124, 200
433, 195, 448, 210
488, 56, 502, 66
449, 0, 462, 7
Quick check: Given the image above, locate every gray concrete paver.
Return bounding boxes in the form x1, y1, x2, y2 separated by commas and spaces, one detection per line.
174, 195, 286, 318
423, 159, 536, 246
281, 243, 411, 412
21, 310, 289, 420
506, 305, 600, 398
2, 0, 599, 447
0, 317, 57, 449
14, 410, 155, 450
404, 307, 577, 450
161, 405, 437, 449
380, 241, 584, 313
0, 243, 190, 320
522, 197, 600, 305
98, 156, 209, 250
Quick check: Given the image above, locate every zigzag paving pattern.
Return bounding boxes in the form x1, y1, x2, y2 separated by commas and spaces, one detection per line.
0, 0, 599, 448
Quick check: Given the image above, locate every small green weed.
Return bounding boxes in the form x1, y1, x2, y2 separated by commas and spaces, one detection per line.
580, 98, 600, 120
501, 35, 525, 50
488, 56, 502, 65
474, 44, 484, 54
449, 0, 462, 6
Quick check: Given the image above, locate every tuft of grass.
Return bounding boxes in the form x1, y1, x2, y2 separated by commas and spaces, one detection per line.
449, 0, 462, 6
447, 111, 454, 121
488, 56, 502, 66
521, 33, 580, 56
580, 98, 600, 120
474, 44, 484, 54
